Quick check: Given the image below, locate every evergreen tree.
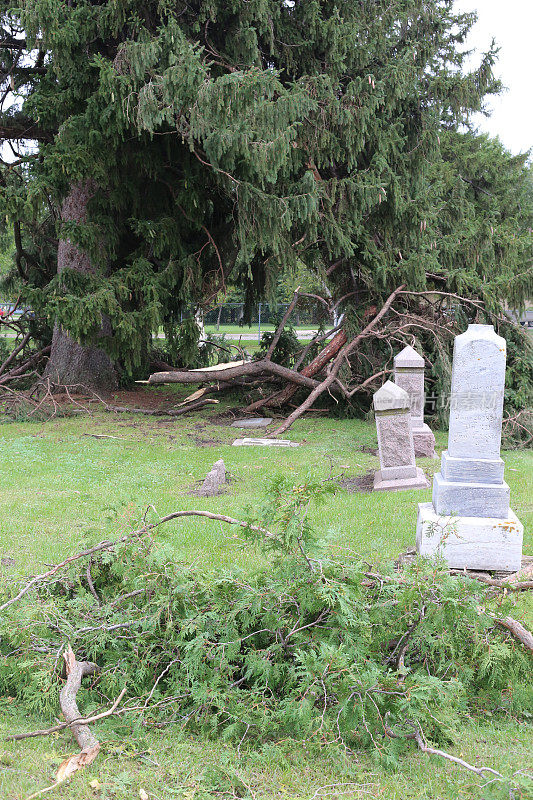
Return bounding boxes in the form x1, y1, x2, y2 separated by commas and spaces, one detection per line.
428, 130, 532, 312
0, 1, 520, 389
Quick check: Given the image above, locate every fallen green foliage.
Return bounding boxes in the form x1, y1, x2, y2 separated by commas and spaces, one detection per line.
1, 478, 531, 793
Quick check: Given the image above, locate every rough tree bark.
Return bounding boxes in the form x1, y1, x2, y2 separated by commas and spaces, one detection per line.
261, 328, 348, 408
44, 181, 117, 391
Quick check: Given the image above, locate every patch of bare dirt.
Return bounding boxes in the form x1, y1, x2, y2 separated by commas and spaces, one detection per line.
357, 445, 378, 456
189, 434, 224, 447
338, 472, 375, 493
104, 387, 179, 411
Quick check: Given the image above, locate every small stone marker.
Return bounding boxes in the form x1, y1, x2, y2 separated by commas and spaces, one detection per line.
393, 345, 436, 458
417, 324, 523, 571
197, 459, 226, 496
373, 380, 429, 491
232, 438, 299, 447
231, 418, 273, 429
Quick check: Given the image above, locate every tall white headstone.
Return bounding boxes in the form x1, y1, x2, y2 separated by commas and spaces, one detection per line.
394, 345, 436, 458
417, 324, 523, 571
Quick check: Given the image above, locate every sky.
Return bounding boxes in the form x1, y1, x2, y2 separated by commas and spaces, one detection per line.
454, 0, 533, 156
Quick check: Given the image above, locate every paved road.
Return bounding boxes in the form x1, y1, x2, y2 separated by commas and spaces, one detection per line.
209, 330, 319, 341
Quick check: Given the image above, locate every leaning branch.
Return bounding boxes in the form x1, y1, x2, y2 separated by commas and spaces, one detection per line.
0, 331, 30, 375
269, 285, 405, 436
265, 287, 300, 360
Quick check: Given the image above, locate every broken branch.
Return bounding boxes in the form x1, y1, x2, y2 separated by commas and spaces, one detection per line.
270, 285, 405, 436
8, 687, 127, 741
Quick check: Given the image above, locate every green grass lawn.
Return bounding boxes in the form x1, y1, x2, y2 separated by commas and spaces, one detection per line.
0, 399, 532, 799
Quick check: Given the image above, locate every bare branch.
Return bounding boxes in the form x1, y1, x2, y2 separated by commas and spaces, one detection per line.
265, 287, 300, 360
0, 509, 276, 612
383, 715, 504, 779
270, 285, 405, 436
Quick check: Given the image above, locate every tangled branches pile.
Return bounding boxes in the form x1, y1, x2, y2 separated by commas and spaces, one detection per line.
1, 480, 532, 796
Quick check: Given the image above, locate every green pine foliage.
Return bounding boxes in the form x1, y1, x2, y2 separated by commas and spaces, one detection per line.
428, 131, 533, 313
256, 320, 301, 367
2, 0, 520, 380
1, 480, 531, 772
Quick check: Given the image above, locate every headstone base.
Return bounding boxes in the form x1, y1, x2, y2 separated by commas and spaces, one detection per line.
433, 472, 510, 519
232, 438, 299, 447
373, 467, 429, 492
416, 502, 523, 572
231, 418, 272, 429
441, 450, 504, 484
412, 424, 436, 458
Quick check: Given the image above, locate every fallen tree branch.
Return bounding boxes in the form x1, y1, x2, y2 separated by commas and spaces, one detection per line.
0, 345, 51, 384
244, 324, 346, 413
0, 510, 276, 612
148, 359, 320, 391
8, 686, 127, 741
269, 285, 405, 436
495, 616, 533, 653
451, 560, 533, 592
0, 331, 30, 375
383, 714, 504, 779
24, 646, 103, 798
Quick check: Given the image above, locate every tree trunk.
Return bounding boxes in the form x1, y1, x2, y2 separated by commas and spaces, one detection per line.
44, 181, 117, 391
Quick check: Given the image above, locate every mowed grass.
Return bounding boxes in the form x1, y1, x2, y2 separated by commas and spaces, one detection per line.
0, 399, 532, 800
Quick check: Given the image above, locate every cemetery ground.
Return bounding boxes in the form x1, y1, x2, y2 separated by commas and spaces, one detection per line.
0, 388, 531, 800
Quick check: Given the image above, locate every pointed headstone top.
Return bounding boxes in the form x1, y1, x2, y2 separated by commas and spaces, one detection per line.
394, 345, 424, 369
373, 380, 410, 412
456, 323, 506, 353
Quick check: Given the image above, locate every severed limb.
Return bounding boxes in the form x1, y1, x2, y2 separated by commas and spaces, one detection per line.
383, 714, 504, 780
23, 646, 103, 798
148, 358, 320, 391
251, 328, 348, 411
494, 616, 533, 654
270, 284, 405, 436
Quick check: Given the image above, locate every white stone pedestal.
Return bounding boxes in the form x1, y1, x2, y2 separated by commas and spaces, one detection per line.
416, 502, 523, 571
415, 324, 523, 571
374, 468, 429, 492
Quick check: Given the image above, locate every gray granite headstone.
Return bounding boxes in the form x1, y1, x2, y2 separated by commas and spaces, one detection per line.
417, 324, 523, 570
394, 345, 436, 458
373, 380, 429, 491
231, 418, 273, 429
